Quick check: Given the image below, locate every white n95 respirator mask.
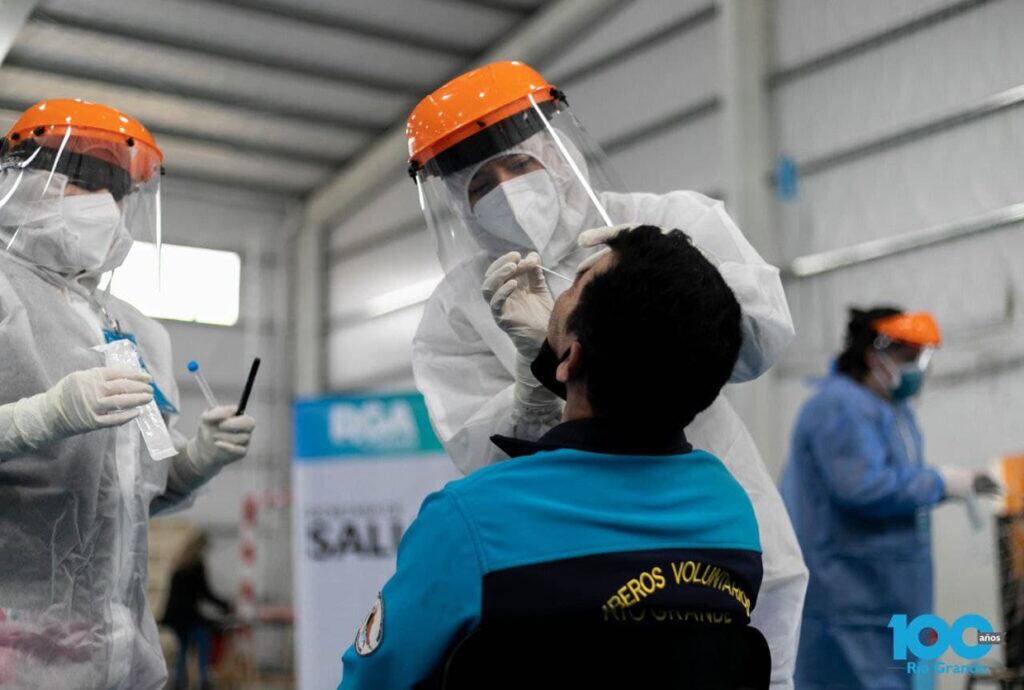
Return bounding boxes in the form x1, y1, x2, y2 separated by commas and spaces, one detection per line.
57, 192, 133, 273
473, 169, 560, 252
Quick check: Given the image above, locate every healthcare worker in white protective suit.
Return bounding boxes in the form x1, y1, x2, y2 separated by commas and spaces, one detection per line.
0, 99, 256, 690
407, 61, 808, 687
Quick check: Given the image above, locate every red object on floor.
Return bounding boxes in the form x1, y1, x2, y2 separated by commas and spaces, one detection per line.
210, 629, 226, 666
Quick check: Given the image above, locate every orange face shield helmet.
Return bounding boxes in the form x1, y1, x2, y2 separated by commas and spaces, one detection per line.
405, 61, 627, 275
873, 312, 942, 370
2, 98, 163, 196
1, 99, 165, 272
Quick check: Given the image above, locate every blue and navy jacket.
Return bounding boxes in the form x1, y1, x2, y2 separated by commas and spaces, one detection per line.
338, 418, 763, 689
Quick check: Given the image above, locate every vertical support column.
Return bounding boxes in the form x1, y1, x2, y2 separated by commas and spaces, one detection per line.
291, 213, 326, 398
719, 0, 774, 260
719, 0, 788, 474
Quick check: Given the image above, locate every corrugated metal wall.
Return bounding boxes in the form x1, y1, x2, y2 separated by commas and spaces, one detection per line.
770, 0, 1024, 671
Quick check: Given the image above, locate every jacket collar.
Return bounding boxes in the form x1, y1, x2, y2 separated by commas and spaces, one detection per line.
491, 417, 691, 458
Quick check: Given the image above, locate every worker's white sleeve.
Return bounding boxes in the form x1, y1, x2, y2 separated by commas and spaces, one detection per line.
751, 521, 808, 690
412, 293, 560, 475
624, 191, 795, 382
151, 428, 201, 515
696, 398, 808, 690
0, 391, 51, 459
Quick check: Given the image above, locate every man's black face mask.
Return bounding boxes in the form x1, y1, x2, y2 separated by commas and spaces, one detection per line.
530, 339, 571, 400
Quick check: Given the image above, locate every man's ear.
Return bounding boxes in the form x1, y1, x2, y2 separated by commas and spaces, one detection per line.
556, 340, 583, 384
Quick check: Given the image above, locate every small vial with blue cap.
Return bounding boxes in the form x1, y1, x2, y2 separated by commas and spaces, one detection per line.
187, 360, 219, 408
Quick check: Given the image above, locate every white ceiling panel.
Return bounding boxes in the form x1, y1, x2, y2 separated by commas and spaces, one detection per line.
0, 67, 365, 162
221, 0, 517, 52
157, 134, 331, 192
11, 22, 412, 128
35, 0, 462, 90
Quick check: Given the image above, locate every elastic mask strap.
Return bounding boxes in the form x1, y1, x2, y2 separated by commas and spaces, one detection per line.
414, 175, 426, 212
42, 126, 73, 194
155, 184, 163, 291
0, 169, 26, 250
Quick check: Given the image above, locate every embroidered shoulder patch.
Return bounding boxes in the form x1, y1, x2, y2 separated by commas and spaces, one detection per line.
355, 593, 384, 656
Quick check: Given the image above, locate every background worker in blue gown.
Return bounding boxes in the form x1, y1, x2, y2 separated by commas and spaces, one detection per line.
780, 306, 1000, 689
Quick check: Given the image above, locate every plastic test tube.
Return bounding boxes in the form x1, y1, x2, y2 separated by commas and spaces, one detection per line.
187, 360, 220, 408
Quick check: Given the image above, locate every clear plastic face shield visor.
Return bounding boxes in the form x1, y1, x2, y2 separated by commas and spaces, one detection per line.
0, 126, 163, 277
873, 336, 935, 373
410, 93, 633, 277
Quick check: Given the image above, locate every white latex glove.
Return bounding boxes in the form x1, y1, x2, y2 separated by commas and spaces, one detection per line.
0, 367, 153, 458
185, 405, 256, 471
940, 466, 975, 500
481, 251, 561, 414
578, 223, 641, 247
165, 406, 255, 495
575, 223, 641, 273
482, 251, 553, 360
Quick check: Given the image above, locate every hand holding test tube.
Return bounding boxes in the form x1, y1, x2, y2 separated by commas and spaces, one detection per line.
179, 359, 259, 485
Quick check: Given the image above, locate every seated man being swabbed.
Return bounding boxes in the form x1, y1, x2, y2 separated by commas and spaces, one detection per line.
337, 225, 771, 689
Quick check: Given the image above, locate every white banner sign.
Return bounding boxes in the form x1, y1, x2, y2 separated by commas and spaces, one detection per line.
292, 393, 458, 690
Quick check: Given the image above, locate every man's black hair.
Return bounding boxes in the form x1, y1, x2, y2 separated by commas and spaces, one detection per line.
565, 225, 742, 429
835, 305, 904, 382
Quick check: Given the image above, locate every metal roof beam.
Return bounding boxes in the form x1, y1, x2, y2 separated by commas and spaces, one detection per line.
0, 92, 350, 165
200, 0, 483, 57
1, 50, 384, 133
32, 5, 428, 96
0, 68, 366, 163
437, 0, 532, 16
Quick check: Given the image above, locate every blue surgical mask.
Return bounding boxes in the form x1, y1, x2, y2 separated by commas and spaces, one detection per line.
876, 352, 926, 402
890, 365, 924, 402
